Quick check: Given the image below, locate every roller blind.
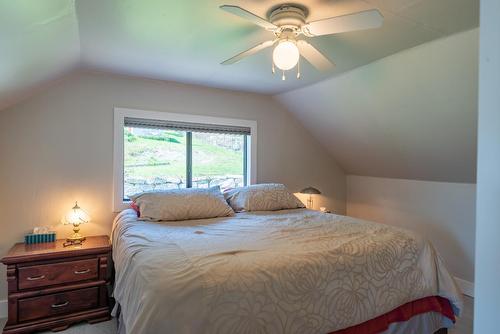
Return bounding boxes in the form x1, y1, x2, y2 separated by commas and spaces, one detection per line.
124, 117, 251, 135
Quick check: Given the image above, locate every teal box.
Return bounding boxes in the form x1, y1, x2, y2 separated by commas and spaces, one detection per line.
25, 232, 56, 244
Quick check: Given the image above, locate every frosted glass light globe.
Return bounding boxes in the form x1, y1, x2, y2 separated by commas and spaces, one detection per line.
273, 40, 300, 71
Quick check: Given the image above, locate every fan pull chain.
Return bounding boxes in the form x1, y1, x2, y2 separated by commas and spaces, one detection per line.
272, 61, 275, 74
282, 71, 286, 81
297, 57, 301, 79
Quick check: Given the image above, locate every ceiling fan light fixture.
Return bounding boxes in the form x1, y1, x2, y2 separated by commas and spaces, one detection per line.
220, 4, 383, 75
272, 40, 300, 71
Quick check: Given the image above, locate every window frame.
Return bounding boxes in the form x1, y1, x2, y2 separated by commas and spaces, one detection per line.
113, 107, 257, 212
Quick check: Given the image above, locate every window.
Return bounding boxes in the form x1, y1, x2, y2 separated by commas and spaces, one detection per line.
123, 119, 249, 198
114, 108, 256, 211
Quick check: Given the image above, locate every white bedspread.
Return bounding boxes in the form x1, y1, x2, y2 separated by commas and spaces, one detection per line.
112, 209, 462, 334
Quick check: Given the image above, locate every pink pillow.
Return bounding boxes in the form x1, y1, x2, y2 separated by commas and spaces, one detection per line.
130, 202, 140, 217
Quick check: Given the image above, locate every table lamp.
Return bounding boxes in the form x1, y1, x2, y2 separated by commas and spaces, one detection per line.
300, 187, 321, 209
63, 201, 90, 246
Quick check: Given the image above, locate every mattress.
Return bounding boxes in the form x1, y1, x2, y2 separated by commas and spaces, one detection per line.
112, 208, 462, 334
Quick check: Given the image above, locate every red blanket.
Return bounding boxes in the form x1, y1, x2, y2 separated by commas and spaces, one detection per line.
330, 296, 454, 334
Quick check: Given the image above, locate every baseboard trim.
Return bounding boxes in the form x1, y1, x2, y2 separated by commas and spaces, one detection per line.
455, 277, 474, 297
0, 299, 6, 318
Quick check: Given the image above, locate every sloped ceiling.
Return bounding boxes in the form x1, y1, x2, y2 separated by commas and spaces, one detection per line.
276, 29, 478, 183
0, 0, 80, 110
0, 0, 478, 110
0, 0, 479, 182
75, 0, 478, 95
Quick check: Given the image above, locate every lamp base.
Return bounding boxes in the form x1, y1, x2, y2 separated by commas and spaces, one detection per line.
64, 233, 86, 247
307, 197, 314, 209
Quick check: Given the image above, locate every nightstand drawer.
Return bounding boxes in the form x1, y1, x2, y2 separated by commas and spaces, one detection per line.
18, 287, 99, 322
18, 258, 98, 290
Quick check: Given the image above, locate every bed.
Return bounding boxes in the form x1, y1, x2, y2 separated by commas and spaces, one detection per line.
111, 208, 462, 334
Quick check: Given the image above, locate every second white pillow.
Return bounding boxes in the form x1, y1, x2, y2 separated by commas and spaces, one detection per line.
224, 183, 305, 212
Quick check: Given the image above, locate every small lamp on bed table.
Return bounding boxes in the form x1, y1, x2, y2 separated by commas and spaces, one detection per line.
300, 187, 321, 209
62, 201, 90, 247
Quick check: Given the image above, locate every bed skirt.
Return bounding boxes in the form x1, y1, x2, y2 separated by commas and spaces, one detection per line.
114, 296, 453, 334
331, 296, 454, 334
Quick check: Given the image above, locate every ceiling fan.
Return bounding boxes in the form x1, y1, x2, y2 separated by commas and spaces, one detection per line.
220, 3, 383, 80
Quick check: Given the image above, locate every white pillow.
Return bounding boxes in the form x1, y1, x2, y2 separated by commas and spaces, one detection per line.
224, 183, 305, 212
130, 186, 234, 221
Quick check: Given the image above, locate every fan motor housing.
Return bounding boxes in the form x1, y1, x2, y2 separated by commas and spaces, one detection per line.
269, 5, 307, 28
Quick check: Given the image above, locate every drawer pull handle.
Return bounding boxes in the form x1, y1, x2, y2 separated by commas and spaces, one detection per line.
51, 301, 69, 309
27, 275, 45, 281
74, 269, 91, 275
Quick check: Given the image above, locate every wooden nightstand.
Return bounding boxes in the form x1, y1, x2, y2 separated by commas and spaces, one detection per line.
1, 235, 112, 333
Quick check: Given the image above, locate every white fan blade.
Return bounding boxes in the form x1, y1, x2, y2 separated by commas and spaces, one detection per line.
303, 9, 383, 36
221, 40, 276, 65
220, 5, 277, 30
297, 40, 335, 71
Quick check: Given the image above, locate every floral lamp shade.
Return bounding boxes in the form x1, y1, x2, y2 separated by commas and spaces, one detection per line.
63, 202, 90, 225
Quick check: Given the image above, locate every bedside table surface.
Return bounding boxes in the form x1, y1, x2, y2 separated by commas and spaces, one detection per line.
1, 235, 111, 265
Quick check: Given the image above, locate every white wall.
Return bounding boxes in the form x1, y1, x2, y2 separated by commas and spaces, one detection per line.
474, 0, 500, 331
276, 28, 478, 183
0, 70, 346, 301
347, 175, 476, 286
